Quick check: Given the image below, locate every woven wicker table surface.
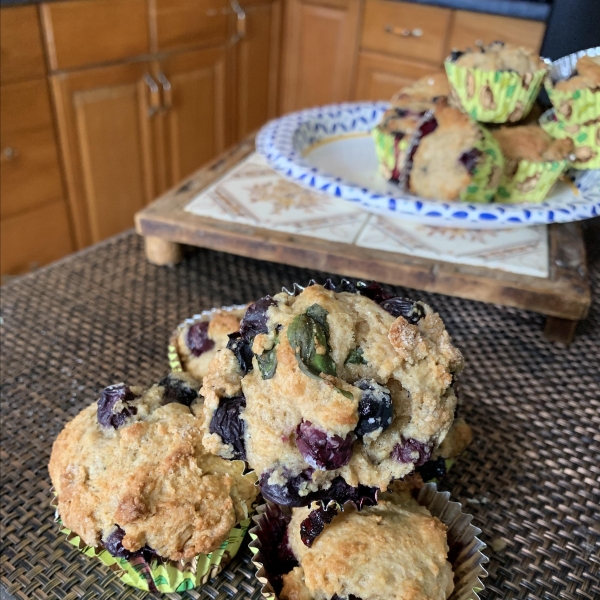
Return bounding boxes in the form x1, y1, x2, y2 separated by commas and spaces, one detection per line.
1, 229, 599, 600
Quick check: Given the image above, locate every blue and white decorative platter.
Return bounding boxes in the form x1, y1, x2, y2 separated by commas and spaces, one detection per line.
256, 102, 600, 229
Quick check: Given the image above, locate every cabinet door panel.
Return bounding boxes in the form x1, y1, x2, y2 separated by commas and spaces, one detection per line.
1, 200, 73, 277
160, 47, 232, 186
1, 79, 64, 218
51, 62, 156, 247
0, 5, 46, 84
354, 51, 441, 101
281, 0, 360, 112
237, 0, 281, 139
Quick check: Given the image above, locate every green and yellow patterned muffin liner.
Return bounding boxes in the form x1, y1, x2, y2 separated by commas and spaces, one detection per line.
445, 61, 547, 124
458, 127, 505, 203
496, 158, 568, 204
544, 82, 600, 126
52, 468, 255, 592
540, 109, 600, 169
371, 126, 411, 181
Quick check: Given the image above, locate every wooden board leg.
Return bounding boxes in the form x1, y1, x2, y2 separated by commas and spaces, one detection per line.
544, 316, 578, 345
144, 236, 183, 266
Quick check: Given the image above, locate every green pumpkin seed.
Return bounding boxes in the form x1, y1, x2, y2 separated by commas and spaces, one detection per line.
345, 346, 367, 365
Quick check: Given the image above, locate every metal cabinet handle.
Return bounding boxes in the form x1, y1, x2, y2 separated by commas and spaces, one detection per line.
156, 72, 173, 111
144, 74, 161, 117
231, 0, 246, 43
385, 25, 423, 38
1, 147, 17, 161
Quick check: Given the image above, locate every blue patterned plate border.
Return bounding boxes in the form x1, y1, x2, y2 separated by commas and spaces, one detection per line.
256, 102, 600, 229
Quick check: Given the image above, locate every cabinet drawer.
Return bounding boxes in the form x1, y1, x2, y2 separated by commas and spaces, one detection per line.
41, 0, 150, 71
361, 0, 451, 65
1, 80, 64, 219
1, 200, 74, 276
449, 11, 545, 53
0, 5, 46, 84
354, 51, 441, 100
154, 0, 230, 52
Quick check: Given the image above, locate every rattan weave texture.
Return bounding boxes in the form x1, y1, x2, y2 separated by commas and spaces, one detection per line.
1, 230, 599, 600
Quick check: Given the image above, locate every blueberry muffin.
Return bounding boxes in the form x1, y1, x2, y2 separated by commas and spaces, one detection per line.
408, 102, 504, 202
280, 491, 454, 600
451, 42, 545, 75
493, 125, 574, 202
49, 373, 258, 561
200, 281, 463, 505
373, 74, 449, 181
555, 55, 600, 92
175, 307, 247, 381
445, 41, 547, 123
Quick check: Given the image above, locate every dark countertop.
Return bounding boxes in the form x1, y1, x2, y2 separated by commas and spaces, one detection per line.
1, 224, 600, 600
0, 0, 551, 21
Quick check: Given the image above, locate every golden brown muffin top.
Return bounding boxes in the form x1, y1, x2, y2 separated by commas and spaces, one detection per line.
493, 125, 574, 162
555, 55, 600, 92
282, 493, 454, 600
454, 42, 546, 75
49, 376, 257, 561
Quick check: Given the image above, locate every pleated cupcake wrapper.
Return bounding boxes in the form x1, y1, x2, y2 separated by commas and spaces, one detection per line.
52, 472, 255, 592
544, 47, 600, 125
496, 158, 569, 204
445, 60, 547, 123
168, 304, 249, 374
248, 482, 488, 600
458, 127, 505, 203
539, 108, 600, 170
371, 126, 411, 182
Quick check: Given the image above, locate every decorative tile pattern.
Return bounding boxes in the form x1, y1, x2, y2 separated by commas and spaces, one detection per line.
185, 153, 549, 278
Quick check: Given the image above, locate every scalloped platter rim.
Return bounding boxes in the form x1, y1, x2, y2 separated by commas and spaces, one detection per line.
256, 102, 600, 229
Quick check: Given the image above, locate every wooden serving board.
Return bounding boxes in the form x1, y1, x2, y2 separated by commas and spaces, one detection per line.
135, 135, 591, 344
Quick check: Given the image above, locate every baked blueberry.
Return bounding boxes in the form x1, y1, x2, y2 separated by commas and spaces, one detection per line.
186, 321, 215, 357
209, 395, 247, 460
159, 373, 199, 407
354, 379, 393, 438
296, 421, 354, 471
97, 384, 138, 429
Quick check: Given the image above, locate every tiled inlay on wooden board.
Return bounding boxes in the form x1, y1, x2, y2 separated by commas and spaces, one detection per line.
185, 153, 549, 278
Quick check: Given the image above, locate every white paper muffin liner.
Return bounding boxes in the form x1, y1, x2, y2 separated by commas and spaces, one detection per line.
168, 304, 249, 374
249, 482, 488, 600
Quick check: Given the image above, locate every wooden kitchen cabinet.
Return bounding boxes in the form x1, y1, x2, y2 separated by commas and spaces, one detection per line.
354, 51, 442, 100
236, 0, 281, 139
448, 11, 545, 52
280, 0, 361, 112
51, 62, 157, 247
158, 46, 233, 188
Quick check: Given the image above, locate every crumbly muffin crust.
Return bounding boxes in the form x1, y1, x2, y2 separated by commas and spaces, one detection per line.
49, 375, 258, 561
453, 42, 546, 75
176, 308, 246, 381
201, 284, 463, 496
281, 493, 454, 600
493, 125, 574, 162
392, 72, 451, 105
555, 55, 600, 92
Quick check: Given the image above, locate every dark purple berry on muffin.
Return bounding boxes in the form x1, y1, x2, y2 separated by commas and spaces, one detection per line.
392, 438, 432, 466
104, 526, 130, 558
459, 148, 483, 175
296, 421, 354, 470
355, 281, 393, 303
449, 50, 464, 62
226, 331, 254, 374
209, 395, 247, 460
239, 296, 277, 341
259, 470, 315, 507
97, 384, 138, 429
379, 297, 425, 324
416, 456, 447, 481
317, 477, 378, 509
300, 504, 338, 547
354, 379, 393, 438
186, 321, 215, 357
159, 373, 199, 407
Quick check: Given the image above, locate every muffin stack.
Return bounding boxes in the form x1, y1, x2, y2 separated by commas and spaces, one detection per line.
49, 280, 483, 597
194, 281, 481, 599
373, 42, 599, 204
